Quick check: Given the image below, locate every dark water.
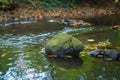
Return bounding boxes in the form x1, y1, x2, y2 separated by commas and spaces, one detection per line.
0, 15, 120, 80
86, 14, 120, 26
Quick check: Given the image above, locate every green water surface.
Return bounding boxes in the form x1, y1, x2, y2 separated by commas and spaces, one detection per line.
0, 16, 120, 80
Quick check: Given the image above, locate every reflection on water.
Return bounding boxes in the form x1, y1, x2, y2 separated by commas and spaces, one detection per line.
4, 67, 53, 80
86, 14, 120, 26
0, 45, 54, 80
48, 58, 83, 69
79, 28, 120, 45
0, 18, 120, 80
0, 20, 63, 35
0, 21, 37, 27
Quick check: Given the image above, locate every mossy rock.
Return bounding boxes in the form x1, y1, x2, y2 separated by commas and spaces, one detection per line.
45, 33, 84, 57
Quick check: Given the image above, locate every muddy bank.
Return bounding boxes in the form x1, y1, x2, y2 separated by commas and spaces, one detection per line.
0, 6, 120, 23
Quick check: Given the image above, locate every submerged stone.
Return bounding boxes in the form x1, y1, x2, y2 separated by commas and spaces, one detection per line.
88, 49, 120, 61
45, 33, 84, 58
88, 49, 105, 58
104, 50, 120, 60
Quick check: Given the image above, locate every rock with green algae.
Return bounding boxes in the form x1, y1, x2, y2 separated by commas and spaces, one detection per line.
45, 33, 84, 58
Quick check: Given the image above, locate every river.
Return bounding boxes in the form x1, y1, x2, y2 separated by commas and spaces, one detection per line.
0, 15, 120, 80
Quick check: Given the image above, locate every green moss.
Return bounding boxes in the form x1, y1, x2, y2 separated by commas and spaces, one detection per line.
46, 33, 84, 53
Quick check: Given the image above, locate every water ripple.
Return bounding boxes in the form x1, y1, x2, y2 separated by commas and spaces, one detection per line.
0, 21, 37, 27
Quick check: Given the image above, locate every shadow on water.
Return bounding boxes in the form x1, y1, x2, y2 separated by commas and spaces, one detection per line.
86, 14, 120, 26
47, 58, 83, 69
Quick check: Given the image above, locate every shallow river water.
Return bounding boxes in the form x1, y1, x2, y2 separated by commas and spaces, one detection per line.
0, 15, 120, 80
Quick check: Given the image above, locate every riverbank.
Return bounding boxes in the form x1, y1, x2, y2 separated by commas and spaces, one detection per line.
0, 6, 120, 23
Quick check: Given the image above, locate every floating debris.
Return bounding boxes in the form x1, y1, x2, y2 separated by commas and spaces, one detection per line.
87, 39, 95, 42
112, 25, 120, 30
97, 39, 112, 49
48, 20, 59, 23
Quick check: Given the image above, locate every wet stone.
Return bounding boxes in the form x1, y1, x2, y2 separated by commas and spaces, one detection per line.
45, 33, 84, 58
88, 49, 120, 61
88, 49, 105, 58
104, 50, 120, 60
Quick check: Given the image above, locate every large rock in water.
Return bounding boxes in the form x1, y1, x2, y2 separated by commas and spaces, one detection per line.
45, 33, 84, 58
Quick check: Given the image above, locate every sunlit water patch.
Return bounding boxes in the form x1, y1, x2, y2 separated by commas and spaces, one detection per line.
2, 51, 53, 80
0, 43, 54, 80
0, 33, 56, 49
0, 32, 58, 80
